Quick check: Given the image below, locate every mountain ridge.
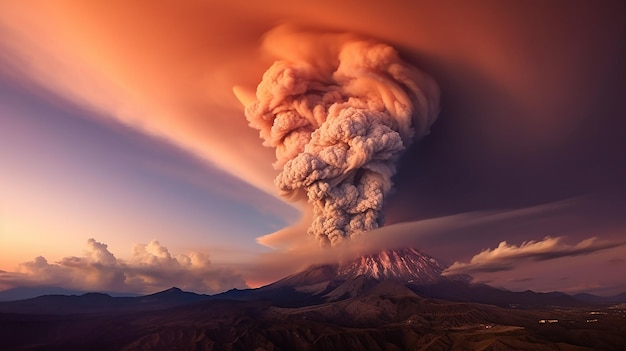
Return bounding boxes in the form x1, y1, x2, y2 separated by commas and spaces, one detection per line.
1, 247, 626, 350
2, 247, 625, 311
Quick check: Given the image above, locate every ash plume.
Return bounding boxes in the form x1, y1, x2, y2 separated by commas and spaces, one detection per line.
242, 29, 440, 246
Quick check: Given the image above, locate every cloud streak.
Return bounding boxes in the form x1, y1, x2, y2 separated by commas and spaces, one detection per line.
442, 236, 626, 276
0, 239, 247, 294
0, 1, 281, 198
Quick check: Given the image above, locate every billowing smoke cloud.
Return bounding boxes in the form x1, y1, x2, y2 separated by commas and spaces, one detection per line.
241, 28, 440, 246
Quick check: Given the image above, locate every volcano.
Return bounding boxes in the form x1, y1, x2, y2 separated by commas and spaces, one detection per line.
230, 248, 581, 309
248, 247, 462, 305
273, 247, 457, 289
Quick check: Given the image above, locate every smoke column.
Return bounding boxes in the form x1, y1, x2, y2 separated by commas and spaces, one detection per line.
242, 29, 440, 247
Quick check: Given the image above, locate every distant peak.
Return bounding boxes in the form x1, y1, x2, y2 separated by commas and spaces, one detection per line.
80, 292, 112, 298
160, 287, 184, 294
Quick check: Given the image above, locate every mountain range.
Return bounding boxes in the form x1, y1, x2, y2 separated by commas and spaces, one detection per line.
1, 247, 625, 350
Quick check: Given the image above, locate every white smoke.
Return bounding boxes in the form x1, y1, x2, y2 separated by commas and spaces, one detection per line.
243, 29, 440, 246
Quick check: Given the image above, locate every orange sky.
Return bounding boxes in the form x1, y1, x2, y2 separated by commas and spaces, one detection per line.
5, 0, 623, 198
1, 0, 625, 294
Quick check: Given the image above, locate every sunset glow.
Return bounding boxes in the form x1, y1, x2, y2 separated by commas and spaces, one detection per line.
1, 0, 625, 296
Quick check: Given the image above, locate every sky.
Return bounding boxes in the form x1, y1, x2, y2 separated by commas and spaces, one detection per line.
1, 0, 625, 296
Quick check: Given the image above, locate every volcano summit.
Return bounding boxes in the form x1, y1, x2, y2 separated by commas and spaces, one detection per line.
336, 247, 449, 282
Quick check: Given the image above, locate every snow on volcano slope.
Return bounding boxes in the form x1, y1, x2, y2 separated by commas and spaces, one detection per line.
336, 248, 447, 284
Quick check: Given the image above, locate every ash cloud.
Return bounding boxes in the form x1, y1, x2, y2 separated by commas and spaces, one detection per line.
241, 27, 440, 246
0, 239, 247, 294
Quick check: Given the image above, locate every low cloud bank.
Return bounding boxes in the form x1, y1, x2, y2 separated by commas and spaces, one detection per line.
0, 239, 248, 294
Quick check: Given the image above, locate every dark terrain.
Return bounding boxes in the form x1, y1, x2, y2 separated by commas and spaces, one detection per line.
1, 248, 625, 350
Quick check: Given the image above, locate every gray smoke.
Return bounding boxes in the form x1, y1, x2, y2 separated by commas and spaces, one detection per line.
244, 33, 440, 246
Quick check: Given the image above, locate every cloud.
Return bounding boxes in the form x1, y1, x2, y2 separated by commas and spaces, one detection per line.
0, 239, 247, 294
442, 236, 626, 276
242, 26, 440, 246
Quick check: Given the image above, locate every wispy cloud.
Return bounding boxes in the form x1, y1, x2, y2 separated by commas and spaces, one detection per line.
0, 239, 247, 294
0, 1, 280, 197
442, 236, 625, 276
